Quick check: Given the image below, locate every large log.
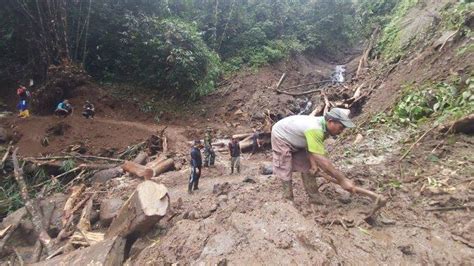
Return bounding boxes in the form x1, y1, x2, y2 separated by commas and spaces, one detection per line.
239, 133, 271, 153
438, 114, 474, 134
151, 158, 174, 177
121, 161, 153, 179
106, 181, 169, 240
91, 166, 123, 183
62, 184, 85, 226
33, 236, 125, 266
132, 151, 148, 165
12, 148, 53, 255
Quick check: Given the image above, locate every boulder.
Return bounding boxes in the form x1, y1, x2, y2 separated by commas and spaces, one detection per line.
100, 198, 124, 227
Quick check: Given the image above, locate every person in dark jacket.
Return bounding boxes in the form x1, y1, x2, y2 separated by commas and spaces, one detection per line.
82, 100, 95, 119
228, 137, 241, 174
189, 140, 203, 193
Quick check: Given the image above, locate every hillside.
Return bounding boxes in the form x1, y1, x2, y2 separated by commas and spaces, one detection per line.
0, 0, 473, 265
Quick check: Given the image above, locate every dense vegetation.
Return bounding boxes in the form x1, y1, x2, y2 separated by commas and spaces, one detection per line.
0, 0, 402, 98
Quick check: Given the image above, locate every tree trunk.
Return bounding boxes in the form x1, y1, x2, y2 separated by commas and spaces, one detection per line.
132, 151, 148, 165
106, 181, 169, 240
32, 236, 126, 266
150, 158, 174, 177
121, 161, 154, 179
91, 167, 123, 184
12, 148, 53, 256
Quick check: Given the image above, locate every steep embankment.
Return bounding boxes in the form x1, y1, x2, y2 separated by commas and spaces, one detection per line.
130, 0, 474, 264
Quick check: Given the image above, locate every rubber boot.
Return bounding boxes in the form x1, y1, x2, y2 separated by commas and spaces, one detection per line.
301, 172, 324, 204
188, 182, 193, 194
193, 179, 199, 190
282, 180, 294, 201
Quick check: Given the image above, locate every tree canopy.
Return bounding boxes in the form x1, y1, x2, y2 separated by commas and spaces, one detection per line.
0, 0, 399, 98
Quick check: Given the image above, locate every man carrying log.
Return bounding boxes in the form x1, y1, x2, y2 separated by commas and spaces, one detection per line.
271, 108, 387, 218
228, 137, 241, 174
203, 127, 216, 167
189, 140, 202, 193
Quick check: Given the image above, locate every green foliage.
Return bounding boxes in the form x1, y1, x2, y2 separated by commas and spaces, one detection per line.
376, 0, 419, 61
356, 0, 399, 36
394, 77, 474, 126
441, 1, 474, 33
60, 159, 76, 172
88, 16, 221, 98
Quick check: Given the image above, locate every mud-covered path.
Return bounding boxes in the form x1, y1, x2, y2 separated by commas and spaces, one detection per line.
130, 142, 474, 265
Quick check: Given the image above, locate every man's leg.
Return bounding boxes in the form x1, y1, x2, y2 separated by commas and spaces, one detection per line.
236, 156, 241, 174
203, 148, 210, 167
272, 134, 294, 200
188, 167, 195, 194
230, 157, 234, 174
193, 166, 201, 190
210, 150, 215, 166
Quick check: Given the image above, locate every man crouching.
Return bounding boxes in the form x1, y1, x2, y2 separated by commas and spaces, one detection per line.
271, 108, 387, 218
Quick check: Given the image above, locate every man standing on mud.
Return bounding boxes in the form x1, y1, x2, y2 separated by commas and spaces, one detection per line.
228, 137, 241, 174
189, 140, 203, 194
271, 108, 386, 216
203, 127, 216, 167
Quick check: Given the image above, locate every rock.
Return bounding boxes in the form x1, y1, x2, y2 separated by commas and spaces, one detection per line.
217, 195, 228, 203
213, 182, 231, 196
210, 203, 219, 212
100, 198, 124, 227
0, 127, 7, 143
398, 244, 415, 255
243, 176, 256, 183
353, 133, 364, 145
260, 164, 273, 175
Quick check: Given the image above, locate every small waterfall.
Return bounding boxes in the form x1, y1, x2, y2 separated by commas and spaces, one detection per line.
331, 65, 346, 83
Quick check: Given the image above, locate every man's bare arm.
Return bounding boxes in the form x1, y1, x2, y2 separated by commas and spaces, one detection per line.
308, 153, 355, 192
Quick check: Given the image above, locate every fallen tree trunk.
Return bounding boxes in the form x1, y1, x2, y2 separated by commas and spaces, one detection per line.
121, 161, 153, 179
12, 148, 54, 256
151, 158, 174, 177
33, 236, 125, 266
91, 167, 123, 183
232, 133, 253, 140
132, 151, 148, 165
77, 194, 95, 232
62, 184, 85, 226
355, 27, 380, 79
274, 73, 287, 91
438, 114, 474, 134
0, 144, 12, 170
106, 181, 169, 241
239, 133, 271, 153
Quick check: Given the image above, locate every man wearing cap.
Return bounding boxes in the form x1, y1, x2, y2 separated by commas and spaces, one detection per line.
189, 140, 203, 194
271, 108, 386, 214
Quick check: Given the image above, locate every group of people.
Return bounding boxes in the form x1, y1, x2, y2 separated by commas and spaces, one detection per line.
55, 99, 95, 119
188, 127, 263, 194
14, 81, 95, 120
188, 108, 386, 216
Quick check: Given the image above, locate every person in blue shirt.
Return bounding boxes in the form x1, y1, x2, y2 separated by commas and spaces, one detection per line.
55, 99, 73, 117
189, 140, 203, 194
17, 99, 30, 118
